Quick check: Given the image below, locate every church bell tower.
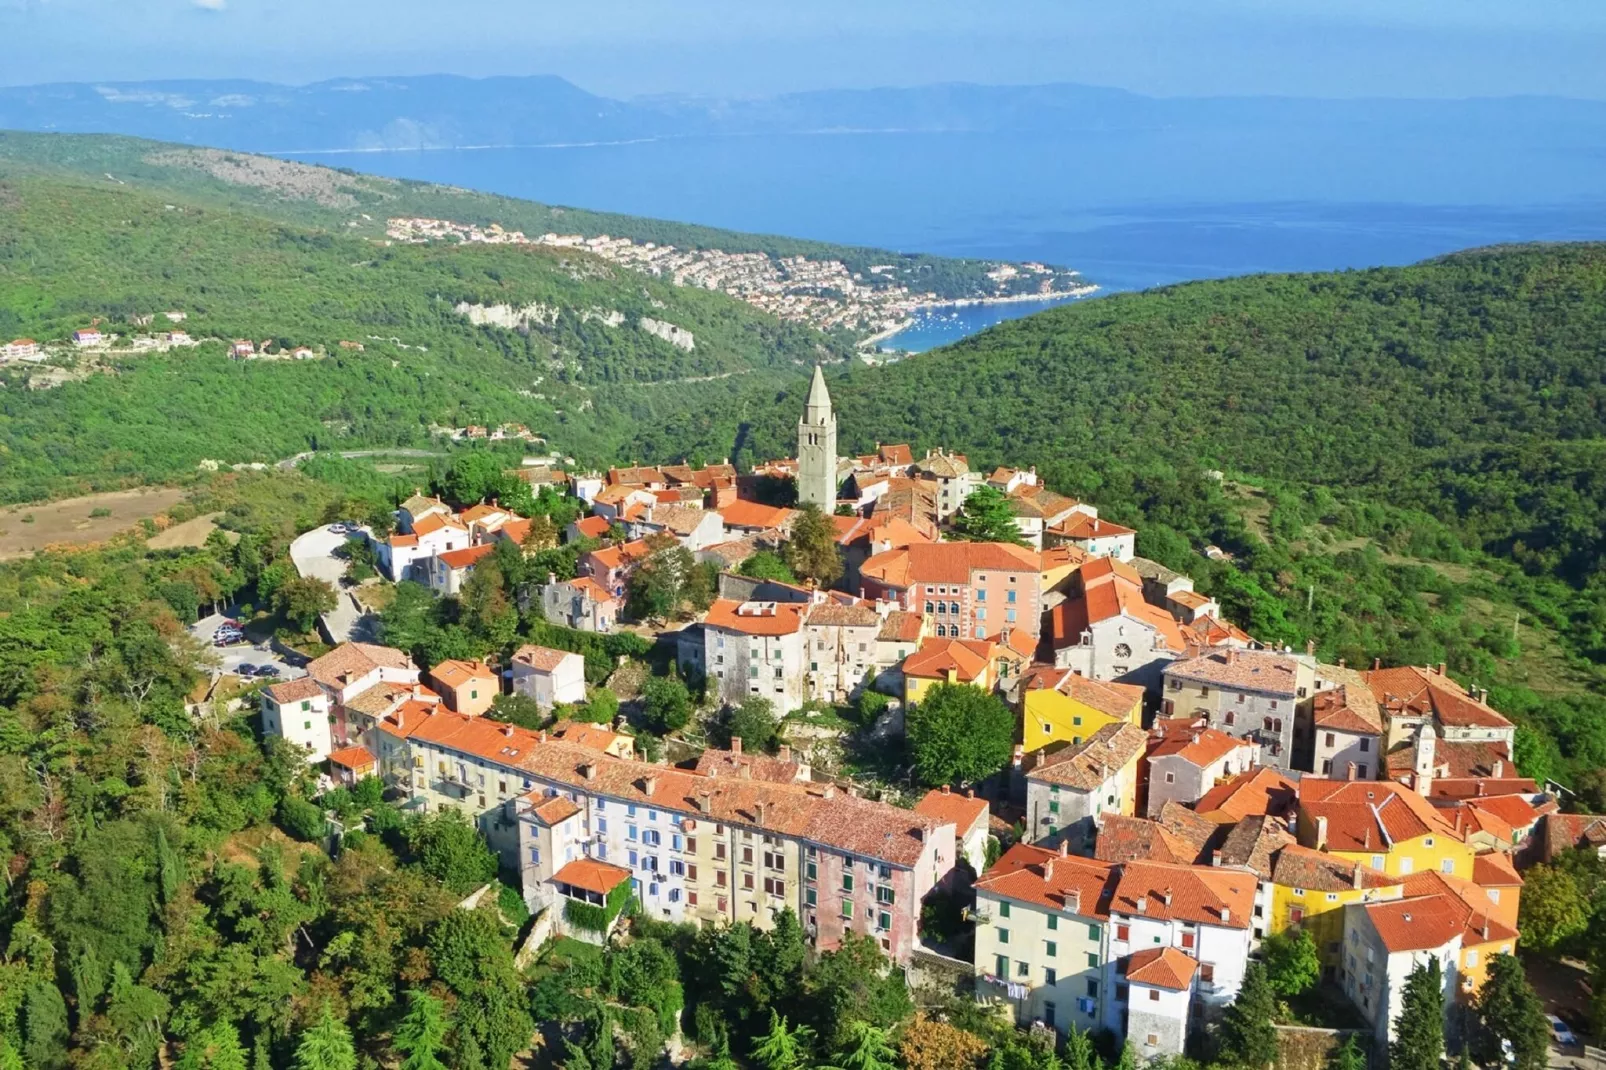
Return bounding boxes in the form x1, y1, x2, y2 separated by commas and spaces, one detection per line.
796, 365, 838, 510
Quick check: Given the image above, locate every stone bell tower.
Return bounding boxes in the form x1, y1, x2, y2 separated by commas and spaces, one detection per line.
796, 365, 838, 510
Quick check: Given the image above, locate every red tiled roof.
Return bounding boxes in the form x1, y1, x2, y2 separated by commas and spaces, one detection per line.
1472, 852, 1523, 887
975, 843, 1115, 917
265, 676, 324, 704
430, 659, 496, 689
1053, 514, 1135, 540
1366, 665, 1513, 730
1313, 684, 1384, 734
902, 637, 994, 683
512, 644, 579, 673
411, 512, 466, 537
553, 857, 633, 894
1021, 664, 1145, 718
1095, 813, 1211, 866
530, 795, 583, 824
1298, 778, 1462, 851
1123, 947, 1198, 990
1166, 650, 1302, 696
437, 543, 498, 570
1195, 767, 1298, 822
307, 642, 414, 689
1271, 843, 1398, 892
1108, 860, 1255, 929
1030, 722, 1148, 790
327, 745, 375, 770
703, 598, 808, 637
719, 500, 796, 530
860, 542, 1039, 588
1146, 719, 1252, 769
1363, 894, 1467, 953
878, 610, 924, 644
573, 515, 612, 539
914, 787, 990, 834
549, 721, 630, 755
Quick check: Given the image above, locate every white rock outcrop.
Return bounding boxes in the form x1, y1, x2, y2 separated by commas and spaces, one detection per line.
455, 301, 558, 330
639, 317, 695, 351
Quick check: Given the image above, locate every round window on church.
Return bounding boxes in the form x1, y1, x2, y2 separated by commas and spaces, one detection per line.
1113, 643, 1132, 658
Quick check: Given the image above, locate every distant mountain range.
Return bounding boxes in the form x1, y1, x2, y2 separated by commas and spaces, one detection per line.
3, 75, 1604, 154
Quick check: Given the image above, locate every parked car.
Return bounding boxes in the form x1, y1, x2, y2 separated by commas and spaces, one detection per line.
1548, 1016, 1577, 1047
237, 663, 259, 675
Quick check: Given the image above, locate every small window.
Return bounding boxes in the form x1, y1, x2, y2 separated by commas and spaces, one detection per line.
998, 928, 1010, 945
1149, 990, 1160, 1002
1046, 941, 1058, 957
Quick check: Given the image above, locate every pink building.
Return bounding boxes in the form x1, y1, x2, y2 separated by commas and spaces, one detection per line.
859, 542, 1043, 641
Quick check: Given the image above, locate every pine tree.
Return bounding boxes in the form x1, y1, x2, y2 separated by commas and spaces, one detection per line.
23, 982, 70, 1070
1063, 1026, 1100, 1070
293, 1005, 357, 1070
175, 1022, 249, 1070
394, 990, 451, 1070
1474, 954, 1549, 1070
950, 487, 1027, 545
0, 1037, 25, 1070
1218, 961, 1280, 1068
752, 1011, 814, 1070
830, 1021, 898, 1070
1390, 959, 1445, 1070
1326, 1036, 1365, 1070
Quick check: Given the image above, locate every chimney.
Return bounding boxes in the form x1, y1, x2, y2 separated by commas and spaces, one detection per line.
696, 791, 712, 813
1220, 906, 1230, 924
1161, 888, 1173, 907
581, 762, 597, 781
755, 801, 767, 825
1373, 657, 1382, 671
1338, 658, 1347, 669
1136, 895, 1148, 913
643, 774, 658, 797
940, 785, 951, 795
1315, 815, 1329, 850
539, 730, 547, 743
778, 745, 792, 762
1013, 744, 1024, 769
965, 787, 975, 798
1306, 639, 1316, 656
1491, 758, 1504, 779
1059, 840, 1070, 857
1477, 781, 1486, 797
1065, 889, 1080, 914
820, 784, 835, 800
1352, 863, 1365, 890
1346, 761, 1357, 781
1437, 662, 1447, 676
739, 764, 752, 780
1226, 649, 1238, 665
730, 736, 743, 755
503, 722, 514, 738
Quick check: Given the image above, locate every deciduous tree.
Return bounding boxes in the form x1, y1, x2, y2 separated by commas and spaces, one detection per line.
950, 487, 1026, 545
784, 505, 844, 588
905, 683, 1014, 786
1261, 928, 1321, 997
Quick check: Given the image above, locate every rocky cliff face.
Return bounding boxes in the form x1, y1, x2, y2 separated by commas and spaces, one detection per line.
639, 317, 695, 351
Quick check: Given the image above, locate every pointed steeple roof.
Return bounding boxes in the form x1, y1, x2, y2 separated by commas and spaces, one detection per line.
805, 364, 832, 413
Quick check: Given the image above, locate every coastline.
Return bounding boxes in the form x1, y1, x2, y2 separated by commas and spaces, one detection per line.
856, 285, 1099, 350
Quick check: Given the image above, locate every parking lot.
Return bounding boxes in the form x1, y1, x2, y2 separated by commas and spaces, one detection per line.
191, 611, 307, 683
289, 522, 378, 644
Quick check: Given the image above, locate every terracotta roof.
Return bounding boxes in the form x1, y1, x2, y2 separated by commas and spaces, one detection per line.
572, 515, 612, 539
410, 512, 466, 537
1096, 810, 1215, 866
307, 642, 414, 689
1108, 860, 1256, 928
530, 795, 583, 824
1465, 794, 1543, 836
878, 610, 924, 643
1541, 813, 1606, 860
861, 541, 1039, 588
608, 466, 665, 487
644, 503, 710, 537
902, 637, 995, 683
553, 857, 634, 895
1386, 736, 1518, 783
1030, 722, 1148, 790
914, 451, 971, 479
548, 721, 630, 755
1472, 852, 1523, 887
387, 533, 420, 548
693, 746, 803, 783
1298, 778, 1462, 851
565, 576, 618, 603
719, 500, 796, 530
1007, 486, 1082, 521
1195, 767, 1299, 822
437, 543, 498, 570
703, 599, 808, 637
1363, 894, 1468, 953
585, 539, 653, 572
1366, 665, 1513, 730
1313, 683, 1383, 734
1183, 615, 1257, 648
265, 677, 324, 704
1165, 650, 1302, 696
1123, 947, 1198, 991
1053, 514, 1135, 540
460, 503, 513, 525
500, 518, 532, 544
1040, 545, 1091, 574
327, 745, 375, 769
1051, 559, 1187, 652
1021, 664, 1145, 718
512, 644, 580, 673
914, 787, 991, 834
1271, 842, 1398, 892
430, 659, 496, 689
975, 843, 1115, 918
1146, 718, 1253, 769
401, 493, 449, 516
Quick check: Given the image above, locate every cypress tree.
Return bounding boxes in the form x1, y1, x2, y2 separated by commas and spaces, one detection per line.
1390, 959, 1445, 1070
1218, 961, 1280, 1068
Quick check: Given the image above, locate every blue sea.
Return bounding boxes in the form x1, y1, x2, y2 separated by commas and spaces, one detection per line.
284, 128, 1606, 351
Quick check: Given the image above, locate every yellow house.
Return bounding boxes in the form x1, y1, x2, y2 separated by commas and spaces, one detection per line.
1266, 843, 1403, 969
902, 637, 997, 706
1020, 665, 1145, 753
1295, 778, 1476, 880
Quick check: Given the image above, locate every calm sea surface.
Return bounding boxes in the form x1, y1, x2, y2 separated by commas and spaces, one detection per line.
284, 129, 1606, 351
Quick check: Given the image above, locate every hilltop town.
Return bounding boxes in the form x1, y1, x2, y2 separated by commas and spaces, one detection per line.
248, 366, 1572, 1062
386, 216, 1097, 342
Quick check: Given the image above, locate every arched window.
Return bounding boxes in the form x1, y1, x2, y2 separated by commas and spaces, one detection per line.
950, 601, 960, 615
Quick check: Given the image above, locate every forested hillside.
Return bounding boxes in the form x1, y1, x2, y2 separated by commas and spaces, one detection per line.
633, 245, 1606, 783
0, 167, 843, 502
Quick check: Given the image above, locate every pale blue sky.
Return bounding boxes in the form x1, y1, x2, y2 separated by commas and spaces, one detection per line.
3, 0, 1604, 98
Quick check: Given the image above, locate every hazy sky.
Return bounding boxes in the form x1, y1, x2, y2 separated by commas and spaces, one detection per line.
3, 0, 1605, 99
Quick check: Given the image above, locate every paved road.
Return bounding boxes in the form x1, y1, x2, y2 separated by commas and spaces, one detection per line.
277, 448, 444, 470
190, 612, 305, 682
289, 523, 380, 644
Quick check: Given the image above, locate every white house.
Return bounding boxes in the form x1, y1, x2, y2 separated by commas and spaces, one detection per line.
1051, 557, 1188, 693
1050, 515, 1137, 561
72, 328, 103, 347
422, 543, 497, 596
510, 644, 587, 709
680, 598, 810, 714
260, 677, 334, 761
380, 511, 469, 582
1, 339, 41, 361
1144, 719, 1258, 818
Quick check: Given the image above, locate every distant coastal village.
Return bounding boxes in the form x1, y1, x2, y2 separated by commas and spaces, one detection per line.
386, 216, 1098, 344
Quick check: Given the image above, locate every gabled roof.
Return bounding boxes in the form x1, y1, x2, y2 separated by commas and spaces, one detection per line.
914, 787, 990, 835
572, 515, 612, 539
437, 543, 498, 570
861, 542, 1039, 588
1053, 514, 1135, 540
1096, 807, 1217, 867
719, 500, 797, 530
1472, 851, 1523, 888
806, 602, 882, 628
1021, 664, 1145, 718
1146, 718, 1253, 769
1541, 812, 1606, 860
307, 642, 414, 689
1107, 860, 1255, 929
410, 511, 466, 537
1366, 665, 1513, 730
1195, 766, 1298, 823
1215, 814, 1296, 879
1313, 684, 1384, 734
530, 795, 583, 825
1271, 843, 1399, 892
512, 644, 582, 673
1029, 722, 1148, 790
265, 677, 324, 704
1362, 894, 1467, 953
326, 745, 375, 769
1298, 777, 1463, 851
553, 857, 633, 894
430, 659, 496, 689
1051, 558, 1186, 652
548, 720, 630, 755
975, 843, 1115, 918
1123, 947, 1198, 991
902, 636, 995, 683
878, 610, 924, 643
